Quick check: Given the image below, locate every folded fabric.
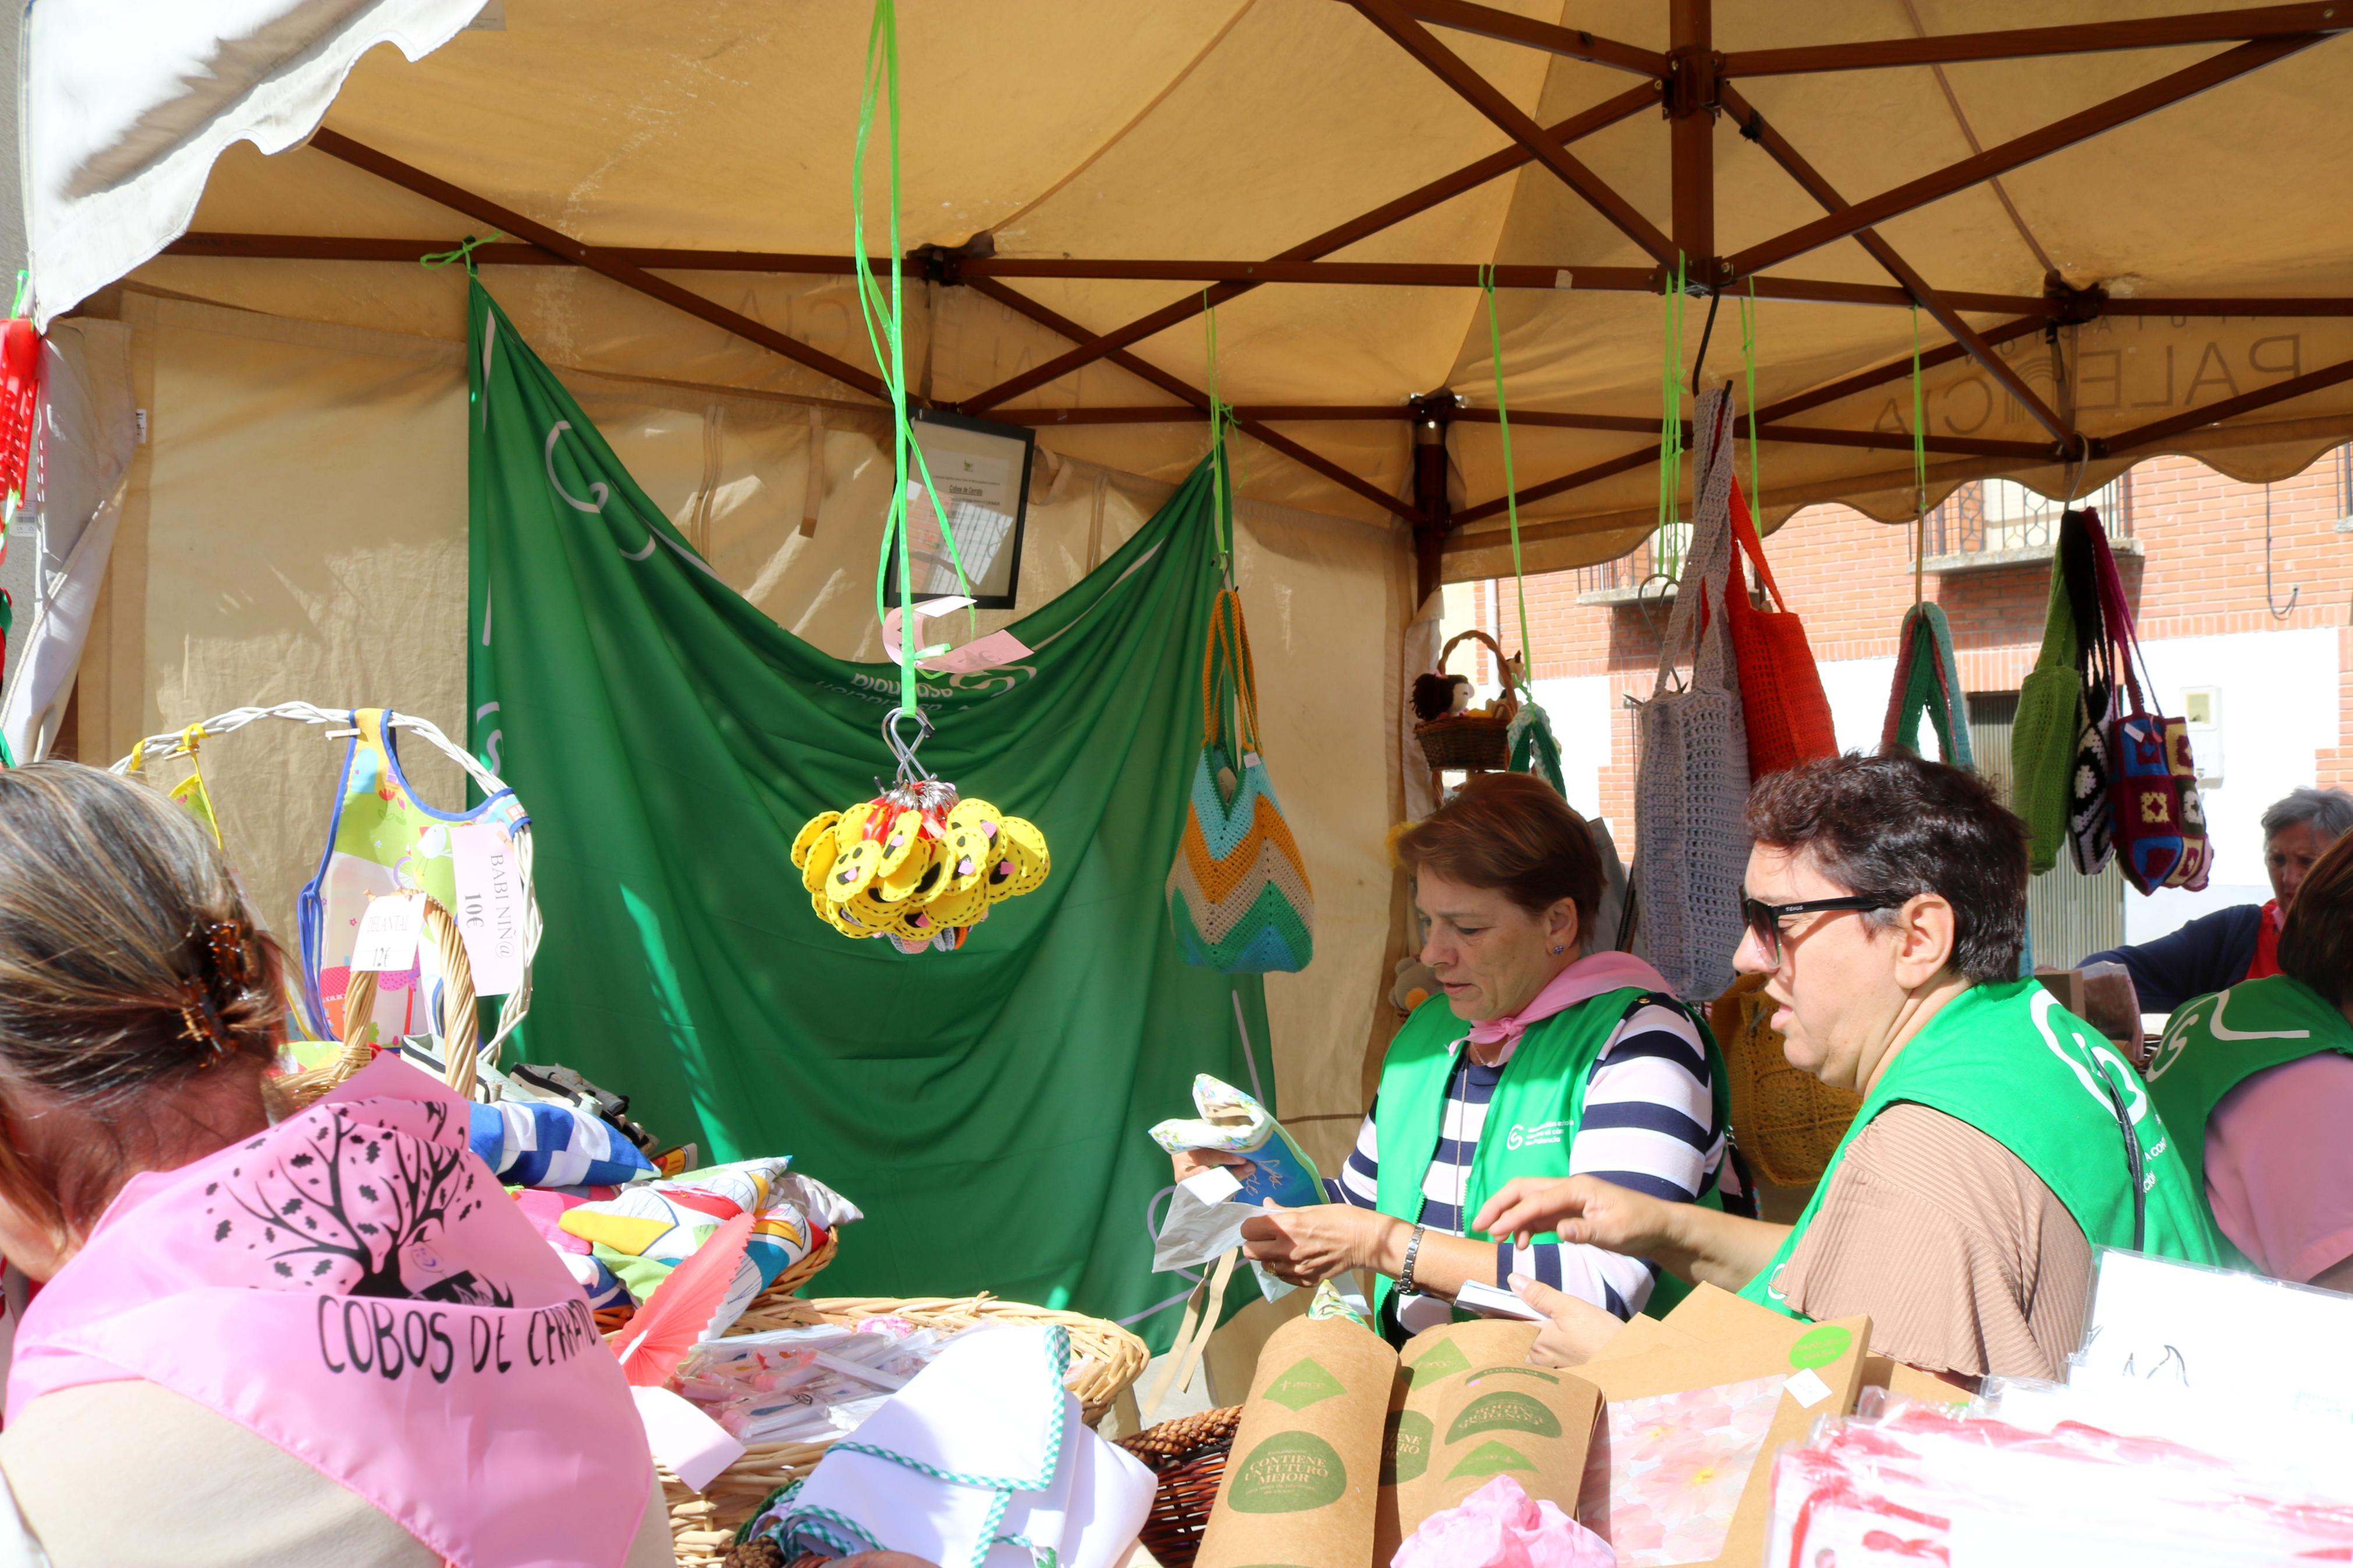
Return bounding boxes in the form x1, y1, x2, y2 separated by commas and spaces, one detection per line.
1394, 1475, 1616, 1568
991, 1397, 1154, 1568
763, 1327, 1150, 1568
509, 1186, 631, 1309
559, 1160, 861, 1331
1147, 1074, 1323, 1208
469, 1098, 655, 1188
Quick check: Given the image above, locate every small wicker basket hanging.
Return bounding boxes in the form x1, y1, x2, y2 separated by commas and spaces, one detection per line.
1412, 628, 1518, 773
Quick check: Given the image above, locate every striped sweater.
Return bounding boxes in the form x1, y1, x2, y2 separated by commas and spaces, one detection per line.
1329, 991, 1724, 1333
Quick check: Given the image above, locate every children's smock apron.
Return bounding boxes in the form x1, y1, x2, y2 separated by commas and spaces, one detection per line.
295, 709, 527, 1044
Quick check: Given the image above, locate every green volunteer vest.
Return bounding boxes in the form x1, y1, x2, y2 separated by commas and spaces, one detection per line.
2145, 973, 2353, 1271
1371, 988, 1730, 1327
1738, 977, 2226, 1317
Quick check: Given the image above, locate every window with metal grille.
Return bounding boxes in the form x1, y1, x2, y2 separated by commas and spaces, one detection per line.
1926, 475, 2130, 560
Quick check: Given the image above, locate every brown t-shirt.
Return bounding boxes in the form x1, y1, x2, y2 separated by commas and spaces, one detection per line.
1777, 1101, 2093, 1381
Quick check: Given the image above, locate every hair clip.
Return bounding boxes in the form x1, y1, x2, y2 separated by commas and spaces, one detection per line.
204, 920, 253, 987
179, 976, 232, 1065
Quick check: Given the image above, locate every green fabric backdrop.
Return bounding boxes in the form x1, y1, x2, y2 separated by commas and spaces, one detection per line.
463, 280, 1266, 1342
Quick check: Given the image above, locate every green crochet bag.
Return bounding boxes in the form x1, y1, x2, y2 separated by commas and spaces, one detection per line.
2013, 556, 2085, 875
1880, 603, 1973, 768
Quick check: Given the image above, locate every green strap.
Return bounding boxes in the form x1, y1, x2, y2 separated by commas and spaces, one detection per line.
420, 232, 503, 276
1203, 296, 1234, 584
853, 0, 972, 719
1739, 278, 1761, 510
1481, 265, 1534, 688
1910, 305, 1927, 516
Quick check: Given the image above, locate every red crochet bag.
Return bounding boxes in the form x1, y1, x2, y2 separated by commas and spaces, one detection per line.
1723, 474, 1837, 778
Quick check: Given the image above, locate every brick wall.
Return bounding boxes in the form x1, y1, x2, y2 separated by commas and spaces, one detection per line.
1472, 450, 2353, 830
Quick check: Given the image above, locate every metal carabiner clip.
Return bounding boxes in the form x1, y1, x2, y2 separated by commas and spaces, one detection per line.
880, 707, 935, 787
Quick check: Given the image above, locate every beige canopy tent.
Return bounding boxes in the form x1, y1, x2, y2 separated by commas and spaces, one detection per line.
27, 0, 2353, 1168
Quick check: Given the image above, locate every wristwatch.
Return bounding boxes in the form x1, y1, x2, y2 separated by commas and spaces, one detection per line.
1398, 1222, 1428, 1295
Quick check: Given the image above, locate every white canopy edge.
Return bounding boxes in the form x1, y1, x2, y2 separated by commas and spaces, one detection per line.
25, 0, 487, 328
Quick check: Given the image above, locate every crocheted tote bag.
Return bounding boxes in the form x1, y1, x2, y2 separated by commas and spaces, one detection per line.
1879, 602, 1973, 768
2089, 516, 2210, 894
2012, 539, 2086, 876
1634, 388, 1752, 1002
1166, 586, 1316, 973
1724, 470, 1836, 778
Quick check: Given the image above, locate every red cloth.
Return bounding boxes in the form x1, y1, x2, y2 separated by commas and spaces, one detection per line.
2247, 899, 2284, 982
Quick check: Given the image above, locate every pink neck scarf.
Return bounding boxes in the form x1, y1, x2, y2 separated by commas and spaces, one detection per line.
1465, 950, 1673, 1053
7, 1056, 650, 1568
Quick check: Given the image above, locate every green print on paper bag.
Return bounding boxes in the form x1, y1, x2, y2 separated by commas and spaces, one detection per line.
1382, 1409, 1432, 1486
1263, 1357, 1347, 1412
1446, 1440, 1539, 1480
1402, 1339, 1470, 1385
1446, 1390, 1562, 1442
1227, 1431, 1349, 1513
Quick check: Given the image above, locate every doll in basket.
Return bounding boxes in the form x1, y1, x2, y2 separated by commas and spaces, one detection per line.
1411, 660, 1518, 726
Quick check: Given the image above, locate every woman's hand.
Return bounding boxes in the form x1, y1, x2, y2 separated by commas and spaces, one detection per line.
1239, 1201, 1396, 1287
1510, 1273, 1624, 1368
1170, 1147, 1251, 1185
1474, 1175, 1672, 1257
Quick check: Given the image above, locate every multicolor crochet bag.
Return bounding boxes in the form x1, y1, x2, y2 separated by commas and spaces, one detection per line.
2090, 515, 2210, 894
1166, 586, 1315, 972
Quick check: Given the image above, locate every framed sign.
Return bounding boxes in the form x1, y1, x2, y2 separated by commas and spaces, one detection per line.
885, 407, 1037, 610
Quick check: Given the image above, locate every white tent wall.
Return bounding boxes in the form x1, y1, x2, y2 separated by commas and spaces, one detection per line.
75, 284, 1402, 1171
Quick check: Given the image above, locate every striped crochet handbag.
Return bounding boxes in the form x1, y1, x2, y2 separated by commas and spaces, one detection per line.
1166, 587, 1315, 973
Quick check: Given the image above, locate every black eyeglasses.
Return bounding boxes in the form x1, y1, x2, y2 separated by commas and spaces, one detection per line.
1741, 895, 1889, 966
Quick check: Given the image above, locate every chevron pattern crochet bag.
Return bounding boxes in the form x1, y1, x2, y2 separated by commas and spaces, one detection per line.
1166, 587, 1315, 973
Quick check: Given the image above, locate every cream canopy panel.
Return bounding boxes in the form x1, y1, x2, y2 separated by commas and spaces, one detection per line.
42, 0, 2353, 586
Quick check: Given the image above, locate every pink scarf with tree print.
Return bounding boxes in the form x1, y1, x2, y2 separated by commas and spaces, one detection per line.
6, 1056, 650, 1568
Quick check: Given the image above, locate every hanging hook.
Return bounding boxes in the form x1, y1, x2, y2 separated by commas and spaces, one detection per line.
879, 707, 935, 787
2264, 481, 2301, 621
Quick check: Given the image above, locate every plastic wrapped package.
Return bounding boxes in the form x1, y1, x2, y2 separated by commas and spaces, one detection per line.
1147, 1074, 1323, 1207
675, 1318, 952, 1445
1766, 1402, 2353, 1565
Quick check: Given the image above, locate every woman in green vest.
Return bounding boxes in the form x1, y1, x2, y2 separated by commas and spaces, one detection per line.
1176, 771, 1734, 1346
1477, 753, 2225, 1381
2144, 829, 2353, 1290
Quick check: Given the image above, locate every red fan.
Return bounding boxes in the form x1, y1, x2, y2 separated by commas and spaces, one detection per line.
0, 319, 39, 505
612, 1210, 754, 1388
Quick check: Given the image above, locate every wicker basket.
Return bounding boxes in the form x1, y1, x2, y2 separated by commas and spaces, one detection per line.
663, 1293, 1150, 1567
272, 893, 480, 1114
1710, 971, 1861, 1188
1114, 1405, 1242, 1568
1412, 630, 1517, 773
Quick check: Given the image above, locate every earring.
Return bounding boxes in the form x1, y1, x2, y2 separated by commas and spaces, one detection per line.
1549, 944, 1565, 955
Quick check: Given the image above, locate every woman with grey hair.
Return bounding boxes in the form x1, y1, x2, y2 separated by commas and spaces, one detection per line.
2080, 785, 2353, 1014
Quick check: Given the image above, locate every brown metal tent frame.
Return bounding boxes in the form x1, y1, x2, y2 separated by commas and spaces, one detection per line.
166, 0, 2353, 599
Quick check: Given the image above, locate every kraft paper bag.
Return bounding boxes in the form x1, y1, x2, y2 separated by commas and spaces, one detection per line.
1577, 1296, 1871, 1568
1375, 1318, 1598, 1562
1404, 1354, 1600, 1540
1195, 1314, 1397, 1568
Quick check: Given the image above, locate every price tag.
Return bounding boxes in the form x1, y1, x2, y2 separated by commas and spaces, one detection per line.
450, 822, 527, 996
351, 893, 424, 973
1180, 1166, 1244, 1206
1785, 1367, 1834, 1410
